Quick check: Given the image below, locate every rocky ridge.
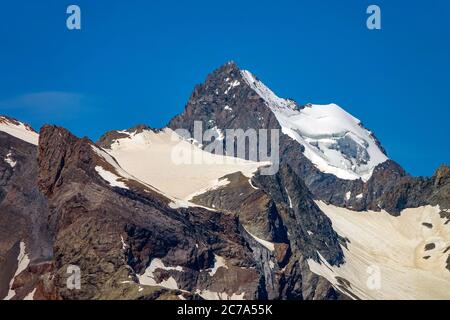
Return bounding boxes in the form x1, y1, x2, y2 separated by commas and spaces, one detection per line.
0, 62, 448, 300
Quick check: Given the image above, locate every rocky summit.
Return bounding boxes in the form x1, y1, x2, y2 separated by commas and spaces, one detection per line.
0, 63, 449, 300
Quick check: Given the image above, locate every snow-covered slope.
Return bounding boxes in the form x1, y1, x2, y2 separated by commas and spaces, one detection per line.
241, 71, 388, 181
91, 144, 138, 190
0, 116, 38, 146
103, 127, 269, 202
308, 202, 450, 300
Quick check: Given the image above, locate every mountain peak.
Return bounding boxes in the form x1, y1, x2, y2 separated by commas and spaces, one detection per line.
238, 69, 389, 181
217, 60, 240, 72
170, 63, 389, 182
204, 61, 244, 87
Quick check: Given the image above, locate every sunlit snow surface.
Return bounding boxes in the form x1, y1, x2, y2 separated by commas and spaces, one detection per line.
4, 242, 30, 300
91, 145, 135, 190
137, 254, 246, 300
308, 202, 450, 300
195, 289, 245, 300
4, 152, 16, 168
105, 128, 268, 201
208, 255, 228, 277
241, 70, 388, 181
138, 258, 182, 290
0, 116, 38, 145
243, 226, 275, 251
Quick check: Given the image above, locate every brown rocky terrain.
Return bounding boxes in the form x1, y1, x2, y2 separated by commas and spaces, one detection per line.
0, 62, 448, 301
1, 123, 343, 300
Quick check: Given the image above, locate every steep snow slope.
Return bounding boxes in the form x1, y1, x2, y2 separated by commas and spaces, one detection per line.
104, 128, 269, 201
91, 144, 135, 190
241, 71, 388, 181
4, 242, 30, 300
0, 116, 38, 145
308, 202, 450, 300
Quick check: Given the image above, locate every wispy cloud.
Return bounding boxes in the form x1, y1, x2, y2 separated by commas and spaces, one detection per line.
0, 91, 85, 113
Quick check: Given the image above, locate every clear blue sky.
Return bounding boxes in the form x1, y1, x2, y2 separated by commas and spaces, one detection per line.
0, 0, 449, 176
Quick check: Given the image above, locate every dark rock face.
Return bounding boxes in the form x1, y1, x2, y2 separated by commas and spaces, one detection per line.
374, 164, 450, 215
0, 131, 52, 300
169, 62, 282, 136
252, 165, 345, 300
192, 164, 345, 299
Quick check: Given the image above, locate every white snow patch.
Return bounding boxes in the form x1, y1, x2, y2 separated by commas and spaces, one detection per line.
208, 255, 228, 277
244, 227, 275, 251
0, 117, 38, 145
91, 145, 148, 190
211, 126, 225, 141
307, 230, 314, 236
23, 288, 36, 300
120, 235, 128, 250
168, 200, 190, 209
138, 258, 183, 290
248, 179, 259, 190
224, 80, 240, 95
345, 191, 351, 201
4, 152, 16, 168
95, 166, 129, 189
241, 71, 388, 182
285, 188, 293, 208
195, 289, 245, 300
356, 193, 363, 199
308, 202, 450, 300
4, 241, 30, 300
224, 105, 232, 111
169, 177, 230, 210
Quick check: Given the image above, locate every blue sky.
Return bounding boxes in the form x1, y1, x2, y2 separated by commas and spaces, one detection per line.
0, 0, 449, 176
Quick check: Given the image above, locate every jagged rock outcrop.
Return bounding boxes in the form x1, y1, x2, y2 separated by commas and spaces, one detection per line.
192, 164, 345, 299
0, 121, 52, 300
376, 164, 450, 214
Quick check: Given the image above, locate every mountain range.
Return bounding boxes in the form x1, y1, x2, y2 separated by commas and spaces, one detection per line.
1, 62, 449, 300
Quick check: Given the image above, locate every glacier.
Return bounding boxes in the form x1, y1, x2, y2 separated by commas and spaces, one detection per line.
241, 70, 388, 181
